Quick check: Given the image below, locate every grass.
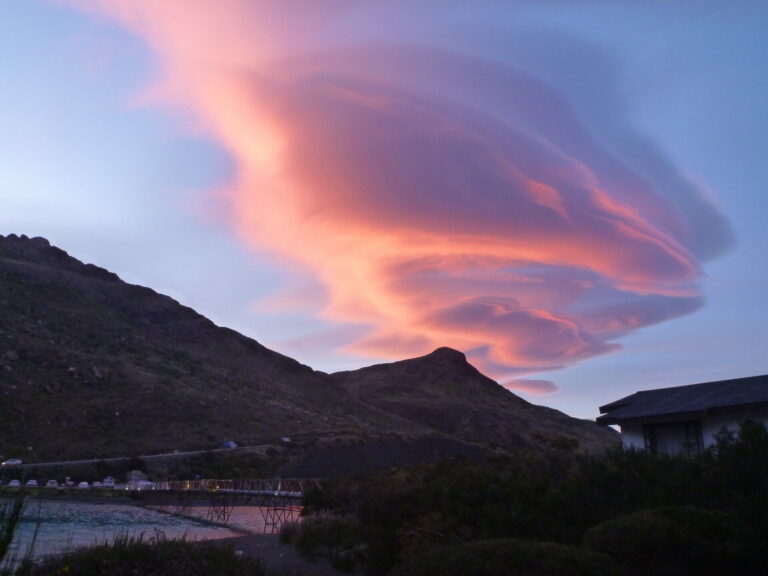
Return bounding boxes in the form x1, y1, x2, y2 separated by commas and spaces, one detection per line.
0, 495, 25, 563
26, 534, 266, 576
1, 493, 30, 576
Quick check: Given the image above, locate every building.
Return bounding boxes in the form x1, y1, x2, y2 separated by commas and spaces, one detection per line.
597, 374, 768, 456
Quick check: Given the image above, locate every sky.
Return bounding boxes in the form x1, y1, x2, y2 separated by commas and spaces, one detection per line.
2, 1, 767, 419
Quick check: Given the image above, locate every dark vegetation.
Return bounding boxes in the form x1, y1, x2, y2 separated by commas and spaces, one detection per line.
10, 425, 763, 576
390, 539, 621, 576
284, 421, 768, 575
25, 536, 264, 576
0, 495, 25, 572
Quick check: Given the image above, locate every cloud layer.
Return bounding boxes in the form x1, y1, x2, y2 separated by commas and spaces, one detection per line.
70, 1, 732, 390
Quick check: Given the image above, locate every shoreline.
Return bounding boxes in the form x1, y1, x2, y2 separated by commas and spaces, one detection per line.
2, 493, 342, 573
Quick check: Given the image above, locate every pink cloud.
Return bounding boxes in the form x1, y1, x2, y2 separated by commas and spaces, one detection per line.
67, 2, 732, 384
427, 298, 619, 369
506, 379, 559, 395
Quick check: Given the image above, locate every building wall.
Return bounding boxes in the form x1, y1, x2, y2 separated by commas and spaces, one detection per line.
619, 423, 645, 450
701, 406, 768, 448
619, 406, 768, 452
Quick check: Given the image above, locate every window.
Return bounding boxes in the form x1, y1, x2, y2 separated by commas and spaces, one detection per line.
683, 421, 704, 456
642, 421, 703, 456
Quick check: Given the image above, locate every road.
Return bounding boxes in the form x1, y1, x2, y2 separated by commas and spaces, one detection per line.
2, 446, 240, 470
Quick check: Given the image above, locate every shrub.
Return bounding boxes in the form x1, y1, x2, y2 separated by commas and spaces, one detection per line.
291, 513, 366, 572
27, 535, 264, 576
392, 538, 620, 576
294, 429, 768, 573
583, 506, 747, 576
278, 519, 300, 544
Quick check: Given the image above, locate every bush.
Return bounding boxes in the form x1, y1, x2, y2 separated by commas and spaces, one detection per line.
583, 506, 747, 575
294, 428, 768, 573
392, 538, 620, 576
293, 513, 365, 572
278, 519, 301, 544
27, 535, 264, 576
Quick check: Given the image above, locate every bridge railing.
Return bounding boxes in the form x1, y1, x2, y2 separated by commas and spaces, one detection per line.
151, 478, 324, 496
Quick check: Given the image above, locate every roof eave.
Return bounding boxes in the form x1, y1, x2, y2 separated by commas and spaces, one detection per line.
596, 409, 708, 427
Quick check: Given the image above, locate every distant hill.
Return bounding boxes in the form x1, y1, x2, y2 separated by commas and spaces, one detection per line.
0, 233, 615, 469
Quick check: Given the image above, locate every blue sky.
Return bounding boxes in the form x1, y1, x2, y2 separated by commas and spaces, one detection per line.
2, 1, 766, 418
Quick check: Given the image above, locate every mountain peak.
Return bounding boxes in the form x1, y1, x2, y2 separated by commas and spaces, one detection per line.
425, 346, 467, 362
417, 347, 484, 381
332, 345, 503, 402
0, 233, 119, 282
1, 233, 54, 257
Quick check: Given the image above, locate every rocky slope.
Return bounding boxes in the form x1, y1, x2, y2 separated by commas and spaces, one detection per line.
0, 234, 615, 463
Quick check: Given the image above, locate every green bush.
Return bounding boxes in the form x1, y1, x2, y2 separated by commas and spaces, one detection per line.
27, 536, 264, 576
392, 538, 620, 576
583, 506, 746, 575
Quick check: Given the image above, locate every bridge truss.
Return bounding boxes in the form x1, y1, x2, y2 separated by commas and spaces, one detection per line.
132, 478, 323, 533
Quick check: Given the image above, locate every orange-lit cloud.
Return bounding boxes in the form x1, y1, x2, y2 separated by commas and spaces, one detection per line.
68, 1, 731, 388
507, 379, 558, 395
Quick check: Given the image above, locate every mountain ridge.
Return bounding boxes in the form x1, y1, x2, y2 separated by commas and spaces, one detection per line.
0, 233, 615, 465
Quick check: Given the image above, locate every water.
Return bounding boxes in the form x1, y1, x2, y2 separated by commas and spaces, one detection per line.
1, 497, 296, 565
147, 503, 302, 534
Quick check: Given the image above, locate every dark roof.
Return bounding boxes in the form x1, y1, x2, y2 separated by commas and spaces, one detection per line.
597, 374, 768, 425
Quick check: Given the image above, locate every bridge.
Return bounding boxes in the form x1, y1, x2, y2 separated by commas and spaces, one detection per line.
129, 478, 324, 533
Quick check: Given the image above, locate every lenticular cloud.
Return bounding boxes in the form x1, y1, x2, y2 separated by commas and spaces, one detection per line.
71, 1, 732, 390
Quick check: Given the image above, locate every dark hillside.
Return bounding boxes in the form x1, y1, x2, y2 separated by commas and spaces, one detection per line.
0, 234, 615, 464
0, 234, 354, 458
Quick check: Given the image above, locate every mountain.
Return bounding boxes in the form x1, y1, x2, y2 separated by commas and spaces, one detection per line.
332, 348, 611, 452
0, 234, 615, 466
